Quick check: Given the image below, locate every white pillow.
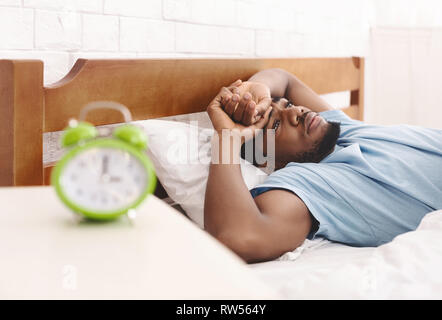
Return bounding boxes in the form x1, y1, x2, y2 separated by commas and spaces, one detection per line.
136, 119, 268, 228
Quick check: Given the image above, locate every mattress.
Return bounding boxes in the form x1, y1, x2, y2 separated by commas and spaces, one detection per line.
250, 210, 442, 299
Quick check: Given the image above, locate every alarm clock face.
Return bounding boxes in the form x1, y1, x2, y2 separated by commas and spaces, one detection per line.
59, 147, 148, 213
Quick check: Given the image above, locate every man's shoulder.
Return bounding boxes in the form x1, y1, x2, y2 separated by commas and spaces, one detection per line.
320, 109, 363, 125
257, 162, 340, 191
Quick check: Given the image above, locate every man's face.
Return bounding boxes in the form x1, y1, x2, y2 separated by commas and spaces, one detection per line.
262, 98, 333, 169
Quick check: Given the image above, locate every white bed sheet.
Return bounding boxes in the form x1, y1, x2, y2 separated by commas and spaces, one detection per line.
250, 210, 442, 299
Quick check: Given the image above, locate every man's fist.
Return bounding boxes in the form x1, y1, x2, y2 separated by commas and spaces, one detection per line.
221, 81, 272, 126
207, 80, 272, 142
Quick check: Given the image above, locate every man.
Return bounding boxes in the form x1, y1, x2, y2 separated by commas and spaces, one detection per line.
204, 68, 442, 263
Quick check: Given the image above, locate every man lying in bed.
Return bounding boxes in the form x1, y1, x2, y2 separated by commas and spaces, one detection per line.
204, 68, 442, 263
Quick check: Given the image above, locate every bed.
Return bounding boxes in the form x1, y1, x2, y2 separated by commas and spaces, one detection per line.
2, 57, 440, 299
0, 57, 364, 187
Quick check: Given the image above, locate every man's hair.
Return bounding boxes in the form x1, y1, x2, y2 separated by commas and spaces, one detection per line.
241, 121, 341, 166
291, 121, 341, 163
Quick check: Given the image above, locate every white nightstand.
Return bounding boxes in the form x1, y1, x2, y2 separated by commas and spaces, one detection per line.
0, 186, 276, 299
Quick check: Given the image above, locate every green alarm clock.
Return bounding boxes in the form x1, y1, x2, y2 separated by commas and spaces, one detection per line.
51, 101, 156, 220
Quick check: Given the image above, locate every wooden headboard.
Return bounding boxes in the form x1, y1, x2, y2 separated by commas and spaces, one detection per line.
0, 57, 364, 186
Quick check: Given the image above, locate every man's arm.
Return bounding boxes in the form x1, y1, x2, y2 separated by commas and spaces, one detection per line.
248, 68, 333, 113
204, 134, 312, 263
205, 85, 312, 263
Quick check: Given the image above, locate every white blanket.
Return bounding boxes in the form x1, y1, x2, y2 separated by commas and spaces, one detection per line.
250, 210, 442, 299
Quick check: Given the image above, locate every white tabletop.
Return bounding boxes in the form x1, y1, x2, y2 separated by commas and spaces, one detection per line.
0, 186, 276, 299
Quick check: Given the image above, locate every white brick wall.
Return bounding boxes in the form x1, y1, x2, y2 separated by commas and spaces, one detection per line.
0, 0, 21, 6
104, 0, 162, 19
24, 0, 69, 11
163, 0, 237, 27
35, 9, 81, 50
175, 23, 254, 55
0, 7, 33, 49
120, 17, 175, 52
0, 0, 375, 85
0, 0, 437, 87
72, 0, 103, 14
82, 14, 119, 51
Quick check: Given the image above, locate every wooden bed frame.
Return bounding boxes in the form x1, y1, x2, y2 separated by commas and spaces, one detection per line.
0, 57, 364, 187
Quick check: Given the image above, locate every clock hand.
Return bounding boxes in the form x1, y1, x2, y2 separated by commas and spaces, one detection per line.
102, 155, 109, 175
99, 155, 111, 183
109, 176, 121, 183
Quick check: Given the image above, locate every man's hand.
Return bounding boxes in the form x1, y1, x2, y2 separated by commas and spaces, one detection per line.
221, 81, 272, 126
207, 80, 272, 142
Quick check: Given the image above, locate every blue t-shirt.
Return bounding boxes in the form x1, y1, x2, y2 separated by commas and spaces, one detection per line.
250, 110, 442, 247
